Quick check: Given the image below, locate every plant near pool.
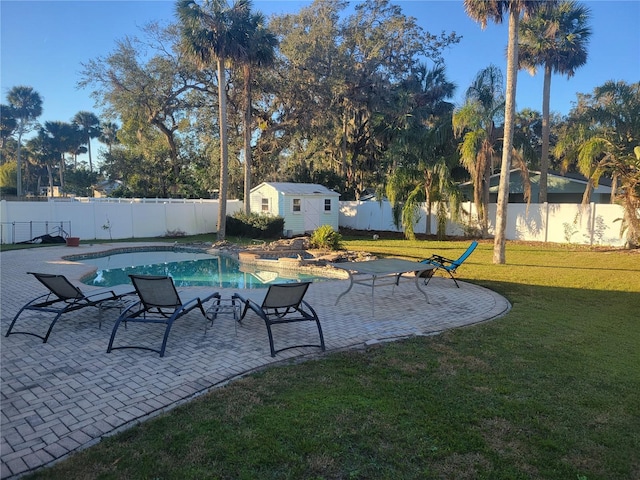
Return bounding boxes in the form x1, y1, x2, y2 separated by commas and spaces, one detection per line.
226, 212, 284, 239
310, 224, 343, 250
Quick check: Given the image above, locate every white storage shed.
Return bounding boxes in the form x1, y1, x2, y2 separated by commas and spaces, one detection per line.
250, 182, 340, 236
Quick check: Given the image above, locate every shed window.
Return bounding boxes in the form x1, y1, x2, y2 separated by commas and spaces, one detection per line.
324, 198, 331, 212
261, 198, 269, 212
292, 198, 301, 212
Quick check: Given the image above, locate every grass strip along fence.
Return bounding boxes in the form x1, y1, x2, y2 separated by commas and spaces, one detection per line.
21, 235, 640, 480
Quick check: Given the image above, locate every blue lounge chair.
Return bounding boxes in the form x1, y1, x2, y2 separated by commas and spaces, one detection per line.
419, 241, 478, 288
107, 275, 219, 357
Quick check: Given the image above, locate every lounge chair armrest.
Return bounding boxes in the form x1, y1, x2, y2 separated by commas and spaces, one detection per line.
179, 296, 208, 310
231, 293, 246, 303
85, 286, 135, 303
232, 293, 265, 320
420, 255, 454, 265
426, 254, 454, 265
232, 293, 260, 307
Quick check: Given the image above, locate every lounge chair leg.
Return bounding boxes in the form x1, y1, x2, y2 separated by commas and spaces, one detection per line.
107, 317, 124, 353
159, 322, 173, 358
315, 319, 326, 352
5, 308, 27, 337
265, 323, 277, 357
42, 313, 65, 343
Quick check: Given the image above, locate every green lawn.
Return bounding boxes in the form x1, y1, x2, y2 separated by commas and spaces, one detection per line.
23, 236, 640, 480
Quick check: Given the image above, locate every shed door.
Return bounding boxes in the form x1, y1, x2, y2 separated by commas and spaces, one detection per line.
303, 198, 322, 232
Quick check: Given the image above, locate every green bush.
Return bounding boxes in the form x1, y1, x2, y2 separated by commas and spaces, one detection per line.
226, 212, 285, 239
310, 225, 343, 250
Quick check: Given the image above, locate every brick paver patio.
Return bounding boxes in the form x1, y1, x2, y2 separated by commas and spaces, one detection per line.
0, 243, 510, 478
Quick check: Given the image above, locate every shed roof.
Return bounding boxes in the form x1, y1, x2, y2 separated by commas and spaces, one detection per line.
252, 182, 340, 196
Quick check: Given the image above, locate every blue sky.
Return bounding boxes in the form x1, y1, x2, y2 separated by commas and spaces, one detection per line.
2, 0, 639, 142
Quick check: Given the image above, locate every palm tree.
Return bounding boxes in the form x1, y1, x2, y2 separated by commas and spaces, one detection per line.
66, 125, 85, 169
177, 0, 252, 241
98, 121, 120, 155
519, 0, 591, 203
43, 121, 79, 193
0, 104, 17, 152
384, 64, 459, 239
6, 86, 43, 196
453, 65, 505, 237
239, 12, 277, 213
464, 0, 546, 264
73, 111, 102, 172
26, 129, 57, 196
555, 81, 640, 247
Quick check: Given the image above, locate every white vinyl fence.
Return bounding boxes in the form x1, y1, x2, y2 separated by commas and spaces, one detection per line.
0, 198, 243, 244
338, 200, 628, 247
0, 197, 628, 247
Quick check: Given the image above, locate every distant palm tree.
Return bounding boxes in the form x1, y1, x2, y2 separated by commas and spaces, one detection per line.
453, 65, 505, 237
73, 111, 102, 172
0, 104, 17, 151
519, 0, 591, 202
6, 86, 43, 196
177, 0, 252, 241
43, 121, 78, 192
385, 64, 459, 239
66, 125, 85, 168
239, 11, 277, 213
98, 121, 120, 155
463, 0, 545, 264
555, 81, 640, 247
27, 128, 57, 196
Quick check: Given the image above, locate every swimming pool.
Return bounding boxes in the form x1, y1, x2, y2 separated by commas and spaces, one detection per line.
80, 250, 330, 289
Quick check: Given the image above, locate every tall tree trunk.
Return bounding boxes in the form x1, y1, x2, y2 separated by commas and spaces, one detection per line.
16, 130, 24, 197
87, 134, 93, 173
243, 63, 252, 214
538, 63, 552, 203
581, 178, 593, 204
47, 164, 54, 197
217, 57, 229, 241
493, 9, 520, 264
610, 173, 618, 203
482, 153, 491, 237
59, 154, 65, 192
473, 157, 484, 234
341, 111, 348, 178
155, 121, 181, 196
424, 171, 432, 236
156, 119, 182, 197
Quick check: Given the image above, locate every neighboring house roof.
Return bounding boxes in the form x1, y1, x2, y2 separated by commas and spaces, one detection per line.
460, 170, 612, 195
92, 180, 123, 195
252, 182, 340, 196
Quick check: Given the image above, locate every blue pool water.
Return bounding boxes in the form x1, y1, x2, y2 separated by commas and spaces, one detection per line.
80, 250, 328, 289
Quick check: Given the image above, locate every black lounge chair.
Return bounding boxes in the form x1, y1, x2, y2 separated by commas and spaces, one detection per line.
5, 272, 135, 343
232, 282, 325, 357
107, 274, 219, 357
419, 241, 478, 287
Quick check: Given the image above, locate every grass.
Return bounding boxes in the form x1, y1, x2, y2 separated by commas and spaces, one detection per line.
18, 234, 640, 479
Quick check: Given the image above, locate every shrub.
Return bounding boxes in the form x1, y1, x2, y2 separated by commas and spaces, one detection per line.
226, 212, 285, 239
310, 225, 343, 250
